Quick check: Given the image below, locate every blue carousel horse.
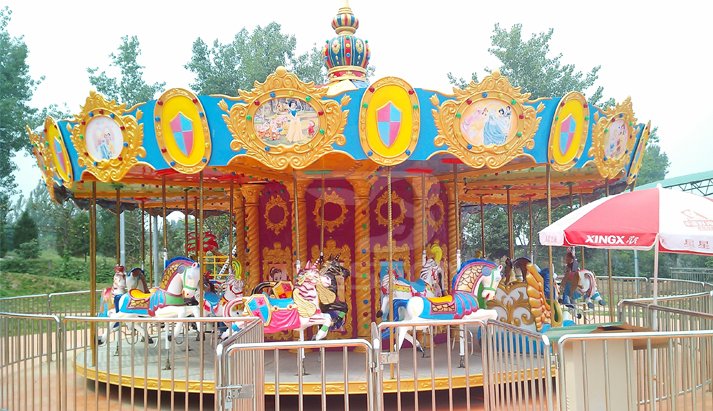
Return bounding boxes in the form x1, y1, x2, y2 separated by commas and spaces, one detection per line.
396, 259, 503, 366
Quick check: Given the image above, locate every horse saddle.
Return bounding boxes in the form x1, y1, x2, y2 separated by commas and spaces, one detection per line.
127, 289, 153, 309
426, 295, 457, 314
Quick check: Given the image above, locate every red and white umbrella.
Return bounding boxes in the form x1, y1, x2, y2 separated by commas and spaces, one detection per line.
539, 186, 713, 303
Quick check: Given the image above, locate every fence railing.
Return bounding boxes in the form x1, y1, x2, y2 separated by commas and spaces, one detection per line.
671, 267, 713, 284
1, 276, 712, 411
557, 329, 713, 411
0, 312, 62, 411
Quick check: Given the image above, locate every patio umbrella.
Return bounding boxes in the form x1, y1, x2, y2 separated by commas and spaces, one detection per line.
539, 185, 713, 304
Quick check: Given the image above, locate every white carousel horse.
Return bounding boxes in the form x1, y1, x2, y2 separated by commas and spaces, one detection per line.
378, 257, 444, 322
204, 268, 245, 318
98, 267, 150, 343
560, 247, 606, 309
396, 259, 503, 367
236, 261, 334, 358
98, 257, 201, 350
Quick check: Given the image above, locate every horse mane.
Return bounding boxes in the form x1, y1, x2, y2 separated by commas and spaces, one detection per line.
452, 258, 497, 291
160, 257, 196, 289
128, 267, 148, 292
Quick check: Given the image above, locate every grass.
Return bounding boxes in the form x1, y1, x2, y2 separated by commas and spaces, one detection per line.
0, 271, 110, 299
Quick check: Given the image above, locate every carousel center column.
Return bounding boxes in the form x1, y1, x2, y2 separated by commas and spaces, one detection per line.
444, 182, 458, 291
241, 184, 264, 291
233, 188, 246, 266
286, 180, 311, 273
348, 177, 372, 343
409, 177, 426, 278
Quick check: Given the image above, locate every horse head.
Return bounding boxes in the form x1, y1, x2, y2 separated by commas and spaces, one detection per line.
421, 258, 444, 295
480, 264, 503, 301
182, 262, 201, 299
125, 267, 147, 292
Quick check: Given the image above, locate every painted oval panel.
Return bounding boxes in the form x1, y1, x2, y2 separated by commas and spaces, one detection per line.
85, 116, 123, 161
253, 98, 320, 147
45, 117, 73, 182
155, 88, 211, 173
460, 98, 517, 147
359, 77, 420, 165
548, 92, 589, 171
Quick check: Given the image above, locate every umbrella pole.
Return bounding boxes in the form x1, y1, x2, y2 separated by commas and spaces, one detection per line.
653, 237, 660, 330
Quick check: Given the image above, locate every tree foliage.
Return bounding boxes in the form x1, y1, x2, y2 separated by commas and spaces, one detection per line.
13, 209, 38, 248
185, 22, 327, 95
449, 23, 612, 107
87, 35, 165, 107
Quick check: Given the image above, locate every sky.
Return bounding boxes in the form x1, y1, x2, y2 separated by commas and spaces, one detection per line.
5, 0, 713, 202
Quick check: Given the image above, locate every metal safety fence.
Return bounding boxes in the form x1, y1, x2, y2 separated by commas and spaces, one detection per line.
1, 276, 712, 411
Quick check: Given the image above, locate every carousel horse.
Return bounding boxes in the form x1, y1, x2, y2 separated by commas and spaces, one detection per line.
98, 267, 150, 344
316, 254, 351, 331
239, 261, 334, 353
378, 245, 445, 322
559, 247, 606, 309
204, 267, 245, 318
489, 257, 570, 333
396, 259, 503, 367
99, 257, 202, 350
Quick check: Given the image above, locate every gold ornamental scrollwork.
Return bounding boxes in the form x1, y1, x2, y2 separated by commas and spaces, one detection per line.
312, 191, 348, 233
219, 66, 349, 170
264, 195, 289, 235
27, 126, 57, 201
425, 194, 444, 232
375, 190, 406, 227
627, 121, 651, 185
589, 96, 638, 180
431, 70, 541, 169
70, 91, 146, 182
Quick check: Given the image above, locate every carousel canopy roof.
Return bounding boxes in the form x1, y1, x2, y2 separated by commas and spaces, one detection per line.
27, 0, 650, 214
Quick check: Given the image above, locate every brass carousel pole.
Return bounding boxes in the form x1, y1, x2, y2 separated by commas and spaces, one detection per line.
421, 171, 426, 265
148, 209, 153, 285
198, 171, 205, 404
320, 173, 326, 257
116, 188, 121, 266
162, 176, 168, 262
89, 182, 97, 366
199, 172, 205, 312
141, 202, 145, 270
546, 165, 555, 303
229, 179, 234, 276
579, 192, 585, 269
507, 186, 514, 258
606, 178, 614, 322
194, 197, 199, 258
387, 167, 395, 378
453, 164, 461, 269
528, 196, 533, 260
293, 170, 301, 271
184, 191, 189, 256
480, 195, 485, 258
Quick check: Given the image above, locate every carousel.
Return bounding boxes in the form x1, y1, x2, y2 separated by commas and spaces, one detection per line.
26, 0, 651, 394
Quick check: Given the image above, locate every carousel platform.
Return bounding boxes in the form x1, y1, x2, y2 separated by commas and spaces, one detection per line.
72, 330, 514, 395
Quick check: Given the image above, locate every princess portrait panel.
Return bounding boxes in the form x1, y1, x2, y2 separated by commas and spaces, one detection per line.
460, 99, 517, 146
85, 116, 124, 161
253, 98, 319, 147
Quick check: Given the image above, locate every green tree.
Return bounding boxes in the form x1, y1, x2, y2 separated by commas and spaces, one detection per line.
185, 22, 328, 95
448, 23, 612, 107
67, 212, 90, 259
636, 128, 670, 186
13, 209, 38, 249
0, 7, 42, 192
87, 35, 166, 107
